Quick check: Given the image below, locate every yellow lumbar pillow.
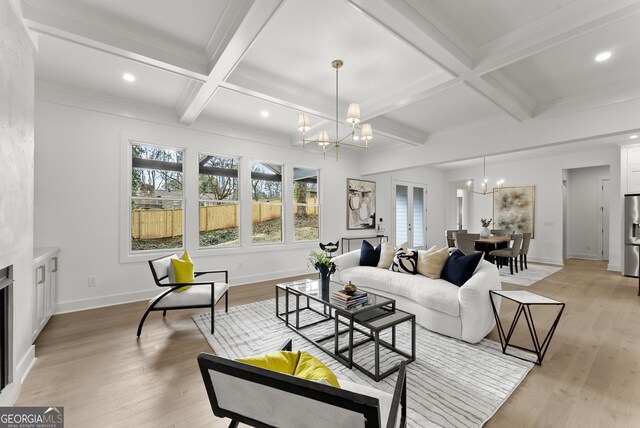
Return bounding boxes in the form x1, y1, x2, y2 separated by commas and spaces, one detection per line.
236, 350, 300, 375
237, 350, 340, 389
293, 351, 340, 388
171, 251, 194, 291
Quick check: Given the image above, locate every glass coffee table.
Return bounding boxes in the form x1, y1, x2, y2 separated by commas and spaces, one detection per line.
282, 279, 415, 381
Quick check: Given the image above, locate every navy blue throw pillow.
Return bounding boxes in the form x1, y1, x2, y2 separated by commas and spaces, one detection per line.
441, 250, 483, 287
359, 240, 381, 267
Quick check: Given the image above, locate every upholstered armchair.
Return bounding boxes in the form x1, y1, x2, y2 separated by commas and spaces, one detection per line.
136, 254, 229, 337
198, 339, 407, 428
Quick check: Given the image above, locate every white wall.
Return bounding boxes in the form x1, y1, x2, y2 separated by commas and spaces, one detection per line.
33, 99, 366, 312
566, 166, 610, 260
365, 166, 446, 249
444, 148, 621, 270
0, 0, 36, 404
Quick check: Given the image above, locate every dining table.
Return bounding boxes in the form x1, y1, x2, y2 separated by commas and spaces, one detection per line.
474, 235, 511, 260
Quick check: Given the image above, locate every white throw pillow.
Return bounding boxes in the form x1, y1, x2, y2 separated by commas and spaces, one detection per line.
416, 247, 449, 279
390, 249, 418, 274
377, 241, 408, 269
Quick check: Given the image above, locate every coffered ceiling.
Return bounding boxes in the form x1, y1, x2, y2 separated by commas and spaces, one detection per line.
25, 0, 640, 162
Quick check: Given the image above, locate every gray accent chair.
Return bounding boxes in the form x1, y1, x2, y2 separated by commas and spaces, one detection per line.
455, 233, 479, 255
137, 254, 229, 337
520, 232, 532, 270
198, 339, 408, 428
490, 234, 523, 275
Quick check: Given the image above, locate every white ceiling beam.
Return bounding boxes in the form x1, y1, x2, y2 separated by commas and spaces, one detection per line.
178, 0, 284, 124
22, 1, 209, 81
474, 0, 640, 75
360, 95, 640, 175
221, 81, 425, 146
346, 0, 533, 122
361, 78, 463, 121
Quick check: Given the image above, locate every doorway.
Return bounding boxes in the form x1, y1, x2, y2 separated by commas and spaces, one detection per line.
393, 181, 427, 248
564, 165, 610, 261
600, 179, 610, 261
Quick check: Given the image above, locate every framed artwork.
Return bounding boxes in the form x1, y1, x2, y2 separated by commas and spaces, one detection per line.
493, 186, 535, 238
347, 178, 376, 230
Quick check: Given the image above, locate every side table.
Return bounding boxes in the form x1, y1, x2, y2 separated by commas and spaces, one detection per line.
489, 290, 565, 365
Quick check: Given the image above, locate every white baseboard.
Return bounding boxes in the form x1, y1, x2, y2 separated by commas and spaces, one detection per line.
528, 256, 564, 266
56, 289, 161, 314
0, 345, 35, 406
608, 264, 622, 272
567, 253, 601, 261
55, 268, 312, 314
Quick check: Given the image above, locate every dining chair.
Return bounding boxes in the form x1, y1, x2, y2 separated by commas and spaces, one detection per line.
520, 232, 532, 270
455, 233, 479, 255
489, 234, 523, 275
490, 229, 511, 237
445, 229, 467, 248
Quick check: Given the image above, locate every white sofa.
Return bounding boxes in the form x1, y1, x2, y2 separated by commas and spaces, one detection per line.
332, 250, 501, 344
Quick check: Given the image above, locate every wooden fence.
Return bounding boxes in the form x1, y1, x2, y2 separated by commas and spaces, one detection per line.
132, 201, 318, 239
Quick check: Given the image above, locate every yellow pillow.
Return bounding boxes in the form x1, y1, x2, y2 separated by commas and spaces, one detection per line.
236, 350, 300, 375
171, 251, 194, 291
293, 351, 340, 388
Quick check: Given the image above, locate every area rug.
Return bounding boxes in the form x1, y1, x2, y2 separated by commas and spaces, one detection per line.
193, 298, 533, 428
497, 262, 562, 286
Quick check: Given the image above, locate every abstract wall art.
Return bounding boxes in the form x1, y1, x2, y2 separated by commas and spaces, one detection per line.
347, 178, 376, 230
493, 186, 535, 238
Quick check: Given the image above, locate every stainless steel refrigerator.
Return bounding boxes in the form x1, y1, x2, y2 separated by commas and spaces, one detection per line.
624, 194, 640, 276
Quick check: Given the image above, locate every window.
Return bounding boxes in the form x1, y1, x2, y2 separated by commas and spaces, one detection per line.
293, 167, 319, 241
251, 161, 283, 244
199, 153, 239, 248
130, 143, 184, 252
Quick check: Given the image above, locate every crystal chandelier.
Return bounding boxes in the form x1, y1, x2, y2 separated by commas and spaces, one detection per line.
297, 60, 372, 160
467, 157, 504, 195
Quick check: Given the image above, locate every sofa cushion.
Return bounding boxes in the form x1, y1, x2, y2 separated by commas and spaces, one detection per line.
359, 240, 381, 267
339, 266, 461, 316
416, 246, 448, 279
390, 249, 418, 274
441, 250, 484, 287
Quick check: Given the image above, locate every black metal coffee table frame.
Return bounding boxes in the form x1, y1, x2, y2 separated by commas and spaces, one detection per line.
282, 280, 415, 381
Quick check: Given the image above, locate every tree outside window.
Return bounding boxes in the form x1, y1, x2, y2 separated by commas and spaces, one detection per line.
130, 143, 184, 252
251, 161, 283, 244
199, 154, 239, 248
293, 167, 319, 241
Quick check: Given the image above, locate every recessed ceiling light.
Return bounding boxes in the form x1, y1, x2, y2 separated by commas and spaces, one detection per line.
595, 51, 612, 62
123, 73, 136, 82
630, 135, 638, 139
260, 110, 269, 118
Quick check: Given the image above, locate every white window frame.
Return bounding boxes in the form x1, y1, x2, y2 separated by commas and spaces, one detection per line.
197, 152, 241, 249
120, 137, 186, 263
250, 159, 285, 246
292, 166, 320, 242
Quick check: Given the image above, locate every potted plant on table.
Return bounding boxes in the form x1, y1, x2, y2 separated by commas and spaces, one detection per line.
307, 250, 336, 295
480, 218, 492, 238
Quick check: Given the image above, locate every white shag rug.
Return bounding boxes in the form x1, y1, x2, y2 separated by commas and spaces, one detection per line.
193, 298, 533, 428
497, 262, 562, 286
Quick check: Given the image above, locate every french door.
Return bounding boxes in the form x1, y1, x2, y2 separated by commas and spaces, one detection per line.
393, 181, 427, 248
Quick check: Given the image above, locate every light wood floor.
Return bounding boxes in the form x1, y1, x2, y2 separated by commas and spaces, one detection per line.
16, 260, 640, 427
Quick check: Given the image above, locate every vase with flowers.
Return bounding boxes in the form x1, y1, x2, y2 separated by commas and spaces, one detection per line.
307, 250, 336, 295
480, 218, 492, 238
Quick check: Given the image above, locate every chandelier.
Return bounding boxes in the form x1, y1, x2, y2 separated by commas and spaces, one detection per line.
467, 157, 504, 195
297, 60, 372, 160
